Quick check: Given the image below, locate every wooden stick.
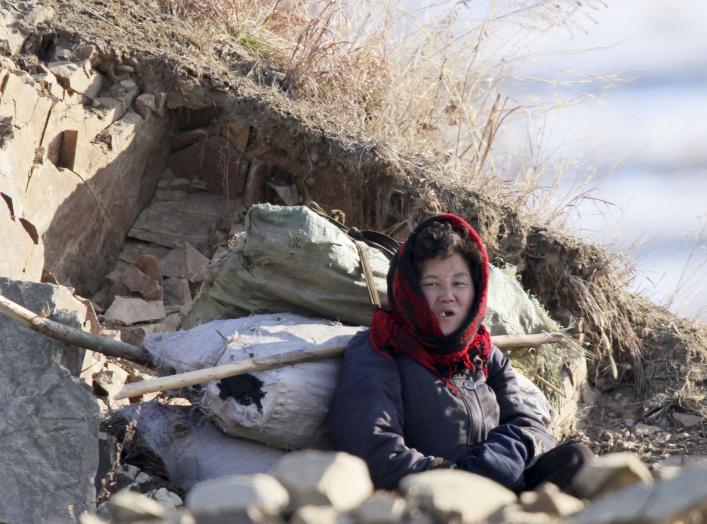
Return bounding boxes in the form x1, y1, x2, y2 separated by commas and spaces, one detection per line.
114, 331, 567, 400
0, 293, 149, 364
491, 332, 566, 350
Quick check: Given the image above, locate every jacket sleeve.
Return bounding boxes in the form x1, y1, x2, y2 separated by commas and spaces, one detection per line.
457, 346, 556, 490
325, 331, 441, 489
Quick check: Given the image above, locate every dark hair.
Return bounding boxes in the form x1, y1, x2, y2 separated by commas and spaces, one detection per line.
409, 221, 483, 285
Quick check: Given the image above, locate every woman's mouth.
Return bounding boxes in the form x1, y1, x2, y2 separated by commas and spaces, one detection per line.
438, 310, 455, 319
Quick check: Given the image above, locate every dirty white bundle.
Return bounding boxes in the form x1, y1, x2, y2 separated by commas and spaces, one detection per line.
146, 313, 365, 449
123, 402, 285, 491
145, 313, 552, 450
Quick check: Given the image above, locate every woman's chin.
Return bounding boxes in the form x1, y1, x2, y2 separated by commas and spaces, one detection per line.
438, 321, 459, 336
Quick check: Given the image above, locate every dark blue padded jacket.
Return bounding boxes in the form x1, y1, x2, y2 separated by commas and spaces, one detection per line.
326, 330, 556, 491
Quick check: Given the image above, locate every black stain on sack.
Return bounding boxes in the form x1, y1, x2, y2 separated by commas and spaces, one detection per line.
217, 374, 266, 413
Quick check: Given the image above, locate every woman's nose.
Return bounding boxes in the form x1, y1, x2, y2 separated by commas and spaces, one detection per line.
439, 286, 455, 300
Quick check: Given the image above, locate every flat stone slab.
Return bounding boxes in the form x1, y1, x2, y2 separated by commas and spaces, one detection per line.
127, 194, 226, 249
0, 278, 99, 524
104, 296, 166, 325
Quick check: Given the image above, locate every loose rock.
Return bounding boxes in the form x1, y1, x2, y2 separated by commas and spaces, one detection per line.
568, 465, 707, 524
400, 469, 516, 524
0, 279, 99, 524
186, 473, 288, 524
519, 482, 584, 517
272, 451, 373, 512
107, 489, 168, 523
572, 452, 654, 500
104, 296, 166, 325
291, 505, 354, 524
352, 492, 406, 524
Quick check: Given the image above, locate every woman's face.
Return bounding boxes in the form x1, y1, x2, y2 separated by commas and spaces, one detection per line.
419, 253, 475, 336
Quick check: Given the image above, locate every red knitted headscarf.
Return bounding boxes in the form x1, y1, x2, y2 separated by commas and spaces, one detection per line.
369, 213, 492, 382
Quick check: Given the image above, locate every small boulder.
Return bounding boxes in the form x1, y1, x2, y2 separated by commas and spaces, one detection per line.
146, 487, 184, 511
104, 296, 166, 325
48, 59, 103, 98
291, 505, 355, 524
159, 242, 210, 282
135, 254, 163, 284
519, 482, 584, 517
672, 412, 702, 428
164, 278, 192, 307
118, 264, 162, 300
352, 492, 406, 524
572, 452, 653, 500
186, 473, 288, 524
107, 489, 168, 522
399, 469, 516, 524
568, 466, 707, 524
135, 93, 156, 119
92, 361, 129, 405
632, 423, 662, 436
272, 451, 373, 512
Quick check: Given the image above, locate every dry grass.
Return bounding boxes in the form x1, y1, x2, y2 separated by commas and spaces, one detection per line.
162, 0, 611, 211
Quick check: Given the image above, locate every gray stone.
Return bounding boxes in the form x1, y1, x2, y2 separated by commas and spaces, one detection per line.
157, 177, 192, 191
154, 92, 168, 117
48, 60, 103, 98
672, 412, 702, 428
291, 505, 354, 524
519, 482, 584, 517
163, 278, 192, 306
0, 278, 99, 524
110, 78, 140, 113
128, 197, 225, 250
118, 241, 171, 266
159, 243, 210, 282
488, 504, 555, 524
78, 514, 107, 524
352, 492, 406, 524
113, 464, 154, 492
92, 361, 130, 406
568, 466, 707, 524
272, 451, 373, 512
107, 489, 167, 522
135, 93, 157, 119
147, 488, 184, 510
632, 423, 662, 436
573, 452, 653, 500
136, 255, 163, 284
186, 473, 288, 524
23, 4, 55, 26
117, 264, 162, 300
399, 470, 516, 524
104, 296, 166, 325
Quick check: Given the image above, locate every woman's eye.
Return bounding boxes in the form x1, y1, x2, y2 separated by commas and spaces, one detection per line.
453, 282, 470, 287
422, 282, 438, 287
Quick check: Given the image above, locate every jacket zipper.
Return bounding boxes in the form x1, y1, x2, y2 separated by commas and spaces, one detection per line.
473, 388, 487, 437
452, 377, 474, 444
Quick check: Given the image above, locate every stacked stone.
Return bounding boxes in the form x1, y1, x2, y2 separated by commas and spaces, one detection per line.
83, 450, 707, 524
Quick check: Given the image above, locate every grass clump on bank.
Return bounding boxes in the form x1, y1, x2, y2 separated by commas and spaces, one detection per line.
161, 0, 610, 209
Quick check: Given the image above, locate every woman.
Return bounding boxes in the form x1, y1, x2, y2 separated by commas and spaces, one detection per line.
326, 213, 592, 493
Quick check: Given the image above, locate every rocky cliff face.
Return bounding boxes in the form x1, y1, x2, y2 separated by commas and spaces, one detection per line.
0, 3, 170, 293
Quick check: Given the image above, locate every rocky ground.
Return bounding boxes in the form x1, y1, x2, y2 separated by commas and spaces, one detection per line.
576, 386, 707, 473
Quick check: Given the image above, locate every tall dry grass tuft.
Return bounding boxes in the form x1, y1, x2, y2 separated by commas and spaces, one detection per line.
162, 0, 610, 210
